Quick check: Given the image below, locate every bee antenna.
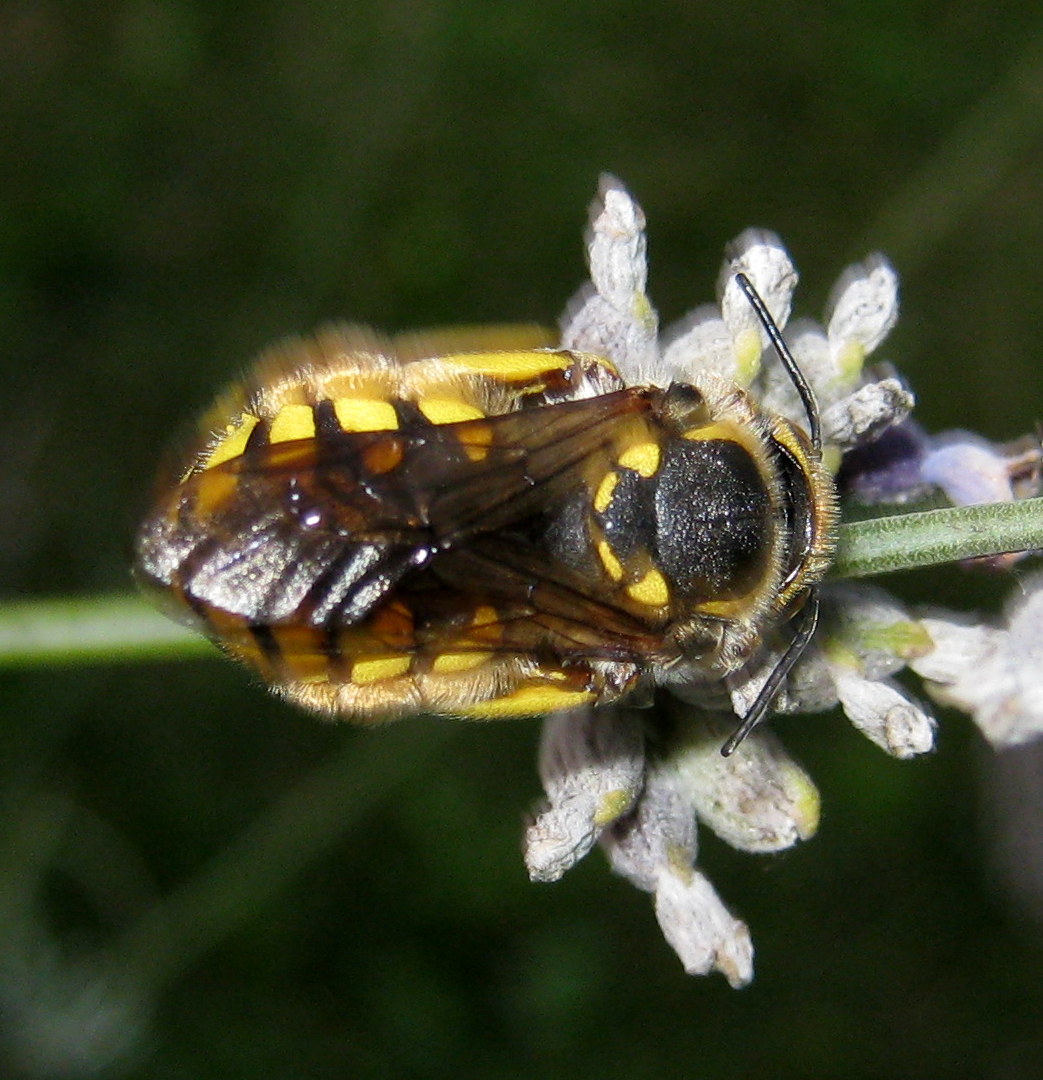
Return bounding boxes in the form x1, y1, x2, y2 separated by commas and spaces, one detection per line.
734, 272, 821, 452
720, 590, 820, 757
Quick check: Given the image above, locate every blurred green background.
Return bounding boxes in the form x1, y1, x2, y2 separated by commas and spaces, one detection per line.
4, 1, 1043, 1076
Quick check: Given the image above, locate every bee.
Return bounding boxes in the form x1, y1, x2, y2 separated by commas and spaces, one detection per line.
135, 275, 836, 754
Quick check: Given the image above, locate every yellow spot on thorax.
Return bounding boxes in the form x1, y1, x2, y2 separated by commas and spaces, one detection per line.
626, 567, 669, 607
334, 396, 399, 432
597, 539, 624, 581
593, 471, 619, 513
269, 403, 315, 444
204, 414, 260, 469
351, 655, 412, 684
681, 421, 736, 442
617, 440, 660, 477
456, 683, 594, 718
696, 596, 748, 618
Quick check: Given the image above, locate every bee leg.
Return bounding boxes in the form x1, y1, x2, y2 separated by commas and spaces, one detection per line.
720, 590, 820, 757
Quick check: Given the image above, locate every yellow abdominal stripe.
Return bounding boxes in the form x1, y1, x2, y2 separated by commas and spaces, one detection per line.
418, 397, 490, 460
456, 684, 594, 718
272, 397, 400, 440
431, 651, 493, 673
204, 414, 259, 469
350, 650, 494, 683
269, 403, 315, 443
205, 395, 403, 474
346, 652, 595, 717
334, 396, 398, 432
351, 655, 411, 684
441, 350, 569, 381
418, 398, 486, 425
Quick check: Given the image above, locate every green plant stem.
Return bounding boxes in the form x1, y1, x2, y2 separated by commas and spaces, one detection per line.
831, 497, 1043, 578
0, 595, 213, 666
1, 498, 1042, 667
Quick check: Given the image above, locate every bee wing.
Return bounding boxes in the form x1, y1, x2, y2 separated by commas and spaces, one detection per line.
138, 388, 656, 644
216, 386, 649, 541
135, 478, 427, 632
411, 536, 664, 660
419, 388, 650, 540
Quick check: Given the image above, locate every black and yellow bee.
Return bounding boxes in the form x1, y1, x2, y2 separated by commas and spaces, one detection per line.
136, 276, 836, 754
